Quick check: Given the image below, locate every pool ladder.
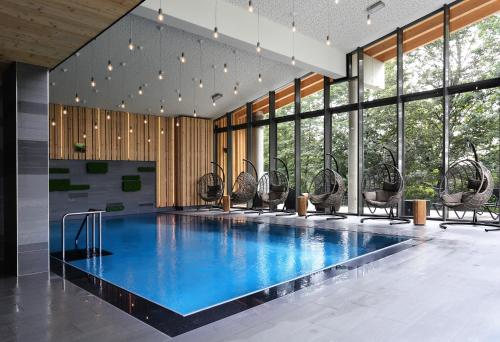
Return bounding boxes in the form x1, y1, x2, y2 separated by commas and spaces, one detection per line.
61, 209, 106, 262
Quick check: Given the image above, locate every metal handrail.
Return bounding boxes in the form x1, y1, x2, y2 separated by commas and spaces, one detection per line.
61, 210, 105, 261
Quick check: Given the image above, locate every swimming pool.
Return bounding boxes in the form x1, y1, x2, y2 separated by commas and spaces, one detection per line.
51, 213, 409, 315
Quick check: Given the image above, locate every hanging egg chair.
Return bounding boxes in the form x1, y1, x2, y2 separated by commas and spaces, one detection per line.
197, 161, 225, 209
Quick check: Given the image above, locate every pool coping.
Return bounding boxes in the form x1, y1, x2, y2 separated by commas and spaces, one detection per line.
50, 214, 425, 337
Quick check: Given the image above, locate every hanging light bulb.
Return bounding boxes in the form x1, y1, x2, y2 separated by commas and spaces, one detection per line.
193, 109, 197, 117
180, 52, 186, 63
147, 137, 151, 143
144, 119, 148, 124
256, 41, 261, 53
90, 76, 96, 87
248, 0, 254, 12
212, 100, 216, 107
106, 114, 111, 120
367, 14, 371, 25
234, 85, 238, 95
224, 63, 228, 73
178, 93, 182, 102
213, 26, 219, 38
335, 0, 339, 3
158, 8, 164, 21
129, 126, 133, 133
128, 38, 134, 51
258, 73, 262, 82
161, 128, 164, 135
121, 100, 125, 109
63, 108, 67, 115
75, 93, 80, 103
160, 105, 165, 113
51, 120, 56, 126
326, 35, 331, 46
107, 60, 113, 71
292, 21, 296, 32
291, 55, 296, 65
118, 135, 122, 140
176, 120, 180, 127
158, 70, 164, 80
83, 133, 87, 139
138, 86, 143, 95
94, 123, 98, 130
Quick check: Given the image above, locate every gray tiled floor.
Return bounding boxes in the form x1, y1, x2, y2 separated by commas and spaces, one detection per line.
2, 213, 500, 341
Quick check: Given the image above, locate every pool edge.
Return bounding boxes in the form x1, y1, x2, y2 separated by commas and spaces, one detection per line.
50, 237, 422, 337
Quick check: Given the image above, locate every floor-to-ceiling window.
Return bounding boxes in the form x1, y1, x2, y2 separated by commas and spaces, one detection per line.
404, 98, 443, 218
449, 88, 500, 219
364, 33, 397, 101
277, 121, 295, 190
363, 105, 397, 215
331, 112, 351, 213
300, 116, 324, 195
403, 12, 444, 94
450, 13, 499, 85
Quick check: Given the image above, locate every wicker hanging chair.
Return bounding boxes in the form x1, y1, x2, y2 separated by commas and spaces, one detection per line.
197, 162, 225, 209
230, 159, 258, 206
257, 170, 289, 208
307, 154, 347, 220
360, 147, 410, 225
439, 141, 499, 231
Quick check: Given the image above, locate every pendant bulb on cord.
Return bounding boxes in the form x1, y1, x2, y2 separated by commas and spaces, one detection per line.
248, 0, 253, 12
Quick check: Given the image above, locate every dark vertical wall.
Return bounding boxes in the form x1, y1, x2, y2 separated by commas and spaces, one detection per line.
2, 63, 49, 276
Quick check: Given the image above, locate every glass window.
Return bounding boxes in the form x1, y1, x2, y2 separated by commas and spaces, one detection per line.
214, 116, 227, 128
403, 12, 444, 94
277, 121, 295, 189
363, 34, 397, 101
276, 83, 294, 117
300, 116, 324, 194
363, 105, 397, 215
450, 88, 499, 190
330, 81, 351, 107
404, 98, 443, 218
331, 112, 356, 214
450, 12, 500, 85
232, 106, 247, 125
300, 74, 324, 112
252, 95, 269, 121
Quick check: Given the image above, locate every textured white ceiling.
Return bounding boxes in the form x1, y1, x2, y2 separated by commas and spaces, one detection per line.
224, 0, 454, 51
50, 0, 456, 118
49, 14, 304, 118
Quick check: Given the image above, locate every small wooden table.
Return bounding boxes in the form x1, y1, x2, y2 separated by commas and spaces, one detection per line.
297, 195, 308, 217
222, 195, 231, 212
413, 199, 427, 225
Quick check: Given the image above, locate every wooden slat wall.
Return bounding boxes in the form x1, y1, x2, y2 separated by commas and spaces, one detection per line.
216, 131, 228, 194
175, 117, 213, 207
49, 104, 177, 207
157, 117, 175, 207
232, 129, 247, 186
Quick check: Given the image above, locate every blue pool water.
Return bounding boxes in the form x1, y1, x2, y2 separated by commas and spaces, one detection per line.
50, 213, 408, 315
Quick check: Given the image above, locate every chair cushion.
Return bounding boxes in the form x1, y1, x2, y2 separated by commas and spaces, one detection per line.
467, 178, 487, 192
382, 181, 399, 192
441, 192, 463, 205
362, 191, 376, 201
376, 190, 390, 202
270, 184, 287, 193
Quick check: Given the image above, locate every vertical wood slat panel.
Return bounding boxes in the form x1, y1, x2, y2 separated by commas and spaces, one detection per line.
49, 104, 207, 207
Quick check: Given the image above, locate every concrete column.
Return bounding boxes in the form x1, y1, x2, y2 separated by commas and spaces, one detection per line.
348, 79, 358, 214
2, 62, 49, 276
251, 112, 265, 178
